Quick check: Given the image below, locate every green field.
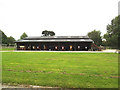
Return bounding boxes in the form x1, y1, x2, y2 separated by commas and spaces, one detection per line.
0, 47, 15, 51
2, 52, 118, 88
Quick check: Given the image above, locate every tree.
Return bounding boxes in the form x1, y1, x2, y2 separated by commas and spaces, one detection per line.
42, 30, 49, 36
7, 36, 16, 45
87, 30, 102, 46
103, 15, 120, 48
49, 31, 55, 36
42, 30, 55, 36
0, 30, 16, 45
0, 30, 8, 44
20, 32, 28, 39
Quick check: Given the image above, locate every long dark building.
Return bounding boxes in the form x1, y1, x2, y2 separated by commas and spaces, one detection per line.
15, 36, 93, 51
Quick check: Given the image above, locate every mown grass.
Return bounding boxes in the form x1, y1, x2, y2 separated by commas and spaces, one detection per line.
2, 52, 118, 88
0, 47, 15, 51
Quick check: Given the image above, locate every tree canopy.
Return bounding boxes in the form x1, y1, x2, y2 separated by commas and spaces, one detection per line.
42, 30, 55, 36
49, 31, 55, 36
0, 30, 8, 44
0, 30, 16, 45
20, 32, 28, 39
103, 15, 120, 48
7, 36, 16, 45
87, 30, 102, 46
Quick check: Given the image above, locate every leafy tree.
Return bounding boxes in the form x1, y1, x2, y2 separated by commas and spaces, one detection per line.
0, 30, 8, 44
42, 30, 49, 36
0, 30, 16, 45
103, 15, 120, 48
42, 30, 55, 36
49, 31, 55, 36
20, 32, 28, 39
7, 36, 16, 45
87, 30, 102, 46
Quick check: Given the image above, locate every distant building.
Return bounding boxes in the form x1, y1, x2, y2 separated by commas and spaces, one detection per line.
15, 36, 93, 51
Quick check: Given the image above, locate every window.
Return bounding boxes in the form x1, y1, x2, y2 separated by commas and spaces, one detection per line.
43, 45, 46, 49
20, 46, 25, 48
37, 46, 39, 49
55, 46, 58, 49
19, 46, 25, 50
70, 45, 72, 50
78, 46, 80, 48
62, 46, 64, 50
33, 46, 35, 49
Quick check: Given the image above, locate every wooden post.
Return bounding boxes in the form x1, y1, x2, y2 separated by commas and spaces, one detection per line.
75, 43, 77, 51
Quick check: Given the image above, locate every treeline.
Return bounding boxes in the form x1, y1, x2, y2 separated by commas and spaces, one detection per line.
87, 15, 120, 49
0, 30, 28, 46
0, 30, 15, 45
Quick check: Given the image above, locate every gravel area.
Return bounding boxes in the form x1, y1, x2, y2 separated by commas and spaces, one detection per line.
0, 49, 119, 53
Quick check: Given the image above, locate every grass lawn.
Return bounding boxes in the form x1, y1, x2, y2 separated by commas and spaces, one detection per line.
0, 47, 15, 51
2, 52, 118, 88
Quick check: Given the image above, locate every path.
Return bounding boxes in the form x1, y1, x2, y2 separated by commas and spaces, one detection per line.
0, 49, 119, 53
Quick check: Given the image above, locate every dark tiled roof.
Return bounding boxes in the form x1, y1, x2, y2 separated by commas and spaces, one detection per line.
24, 36, 90, 39
15, 36, 93, 43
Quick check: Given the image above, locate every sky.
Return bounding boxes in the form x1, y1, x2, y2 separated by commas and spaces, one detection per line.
0, 0, 119, 40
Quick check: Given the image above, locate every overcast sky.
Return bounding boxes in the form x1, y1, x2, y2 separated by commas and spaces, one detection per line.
0, 0, 119, 40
